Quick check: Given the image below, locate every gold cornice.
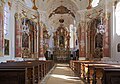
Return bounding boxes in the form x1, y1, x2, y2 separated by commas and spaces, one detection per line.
86, 0, 92, 9
32, 0, 38, 10
8, 1, 11, 9
114, 1, 118, 9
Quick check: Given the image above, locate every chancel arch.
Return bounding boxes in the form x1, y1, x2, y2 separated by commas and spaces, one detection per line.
115, 1, 120, 36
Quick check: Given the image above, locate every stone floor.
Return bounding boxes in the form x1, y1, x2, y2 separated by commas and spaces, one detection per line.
40, 63, 85, 84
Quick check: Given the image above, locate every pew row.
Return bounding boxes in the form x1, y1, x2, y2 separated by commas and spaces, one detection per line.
0, 60, 54, 84
70, 60, 120, 84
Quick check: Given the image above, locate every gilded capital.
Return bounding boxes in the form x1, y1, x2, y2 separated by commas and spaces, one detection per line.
14, 13, 18, 18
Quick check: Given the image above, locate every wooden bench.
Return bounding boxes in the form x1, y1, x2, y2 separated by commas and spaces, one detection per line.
0, 60, 54, 84
70, 60, 120, 84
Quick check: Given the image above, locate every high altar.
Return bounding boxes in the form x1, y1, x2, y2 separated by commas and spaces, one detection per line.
53, 25, 70, 62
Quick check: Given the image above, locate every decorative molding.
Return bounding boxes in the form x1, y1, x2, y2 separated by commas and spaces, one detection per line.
32, 0, 38, 10
86, 0, 92, 9
49, 5, 75, 18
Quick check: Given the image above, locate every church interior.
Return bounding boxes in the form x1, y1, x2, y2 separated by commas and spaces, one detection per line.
0, 0, 120, 84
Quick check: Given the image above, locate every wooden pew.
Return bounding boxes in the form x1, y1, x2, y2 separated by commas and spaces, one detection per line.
0, 60, 54, 84
0, 61, 33, 84
1, 61, 41, 84
93, 65, 120, 84
102, 67, 120, 84
78, 61, 120, 84
70, 60, 120, 84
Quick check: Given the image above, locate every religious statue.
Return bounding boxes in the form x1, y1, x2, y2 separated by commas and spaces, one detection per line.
95, 33, 103, 48
59, 36, 64, 46
22, 32, 29, 48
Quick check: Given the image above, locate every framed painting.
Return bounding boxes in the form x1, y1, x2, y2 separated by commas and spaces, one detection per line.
4, 39, 9, 55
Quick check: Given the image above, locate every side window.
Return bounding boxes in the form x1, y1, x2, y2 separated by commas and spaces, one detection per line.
116, 2, 120, 35
4, 3, 10, 36
70, 24, 74, 48
91, 0, 100, 7
4, 3, 10, 55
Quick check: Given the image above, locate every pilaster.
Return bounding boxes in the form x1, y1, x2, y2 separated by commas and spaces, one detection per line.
0, 6, 4, 56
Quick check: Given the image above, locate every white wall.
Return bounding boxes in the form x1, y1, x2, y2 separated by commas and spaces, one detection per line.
0, 1, 17, 62
101, 0, 120, 61
112, 0, 120, 61
0, 0, 38, 62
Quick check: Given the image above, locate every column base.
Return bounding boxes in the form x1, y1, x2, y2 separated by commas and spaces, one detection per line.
79, 57, 86, 60
39, 57, 46, 60
14, 57, 23, 61
15, 57, 39, 61
101, 57, 111, 61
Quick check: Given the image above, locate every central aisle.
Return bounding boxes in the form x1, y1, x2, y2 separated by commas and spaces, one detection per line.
41, 64, 85, 84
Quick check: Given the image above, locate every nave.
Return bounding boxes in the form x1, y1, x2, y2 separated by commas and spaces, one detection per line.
41, 63, 85, 84
1, 0, 120, 84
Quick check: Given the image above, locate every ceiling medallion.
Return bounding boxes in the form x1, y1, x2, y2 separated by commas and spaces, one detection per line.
59, 19, 64, 23
49, 5, 75, 18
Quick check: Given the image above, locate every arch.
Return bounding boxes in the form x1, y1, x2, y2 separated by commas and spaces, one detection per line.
115, 2, 120, 35
4, 3, 10, 36
91, 0, 100, 7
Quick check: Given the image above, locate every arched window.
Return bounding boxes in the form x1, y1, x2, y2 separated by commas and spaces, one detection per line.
91, 0, 100, 7
4, 3, 10, 36
70, 24, 74, 48
116, 2, 120, 35
4, 3, 10, 55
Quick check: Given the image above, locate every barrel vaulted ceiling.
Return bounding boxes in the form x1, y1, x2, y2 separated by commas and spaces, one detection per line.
34, 0, 91, 29
31, 0, 102, 30
41, 0, 90, 29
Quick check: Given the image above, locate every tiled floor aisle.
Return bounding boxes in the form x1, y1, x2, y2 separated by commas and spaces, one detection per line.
40, 64, 85, 84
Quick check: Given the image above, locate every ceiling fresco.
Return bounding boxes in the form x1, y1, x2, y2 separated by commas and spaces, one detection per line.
23, 0, 103, 30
